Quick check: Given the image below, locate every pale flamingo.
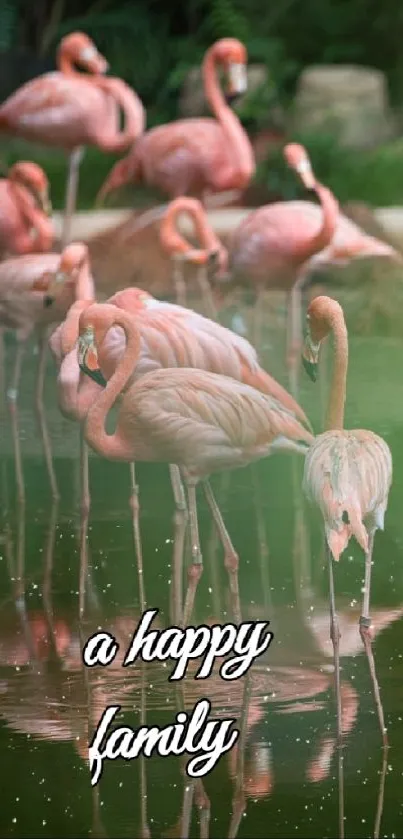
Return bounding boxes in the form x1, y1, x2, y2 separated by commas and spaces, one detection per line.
0, 161, 53, 257
77, 302, 313, 626
159, 196, 227, 318
0, 242, 93, 502
302, 295, 392, 747
229, 143, 339, 379
0, 32, 145, 247
97, 38, 255, 219
46, 282, 310, 621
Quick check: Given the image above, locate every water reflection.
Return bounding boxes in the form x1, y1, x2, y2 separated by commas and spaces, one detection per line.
0, 290, 402, 837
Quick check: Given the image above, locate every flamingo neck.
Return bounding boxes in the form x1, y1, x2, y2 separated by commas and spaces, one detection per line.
58, 52, 84, 77
325, 312, 348, 431
161, 198, 220, 261
297, 183, 339, 265
202, 50, 254, 182
58, 350, 98, 421
12, 183, 53, 252
85, 310, 140, 460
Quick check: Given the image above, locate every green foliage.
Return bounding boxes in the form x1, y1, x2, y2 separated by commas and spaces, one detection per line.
257, 131, 403, 206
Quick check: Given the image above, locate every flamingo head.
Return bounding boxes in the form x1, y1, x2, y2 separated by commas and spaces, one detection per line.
284, 143, 316, 190
43, 242, 89, 307
302, 295, 344, 381
78, 303, 121, 387
211, 38, 248, 102
58, 32, 109, 75
9, 161, 52, 215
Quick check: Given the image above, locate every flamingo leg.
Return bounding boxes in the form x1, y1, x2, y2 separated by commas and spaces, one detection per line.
182, 477, 203, 627
41, 500, 61, 666
169, 464, 188, 626
128, 462, 147, 614
195, 779, 211, 839
286, 276, 304, 399
138, 662, 151, 838
172, 255, 187, 307
8, 341, 26, 505
35, 330, 59, 500
61, 146, 85, 249
227, 674, 251, 839
252, 288, 264, 349
374, 745, 388, 839
203, 479, 242, 624
326, 543, 342, 745
195, 264, 218, 321
359, 529, 388, 747
78, 429, 91, 620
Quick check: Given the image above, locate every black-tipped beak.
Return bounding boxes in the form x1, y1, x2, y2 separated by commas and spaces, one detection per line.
79, 363, 107, 388
44, 295, 54, 308
302, 355, 318, 382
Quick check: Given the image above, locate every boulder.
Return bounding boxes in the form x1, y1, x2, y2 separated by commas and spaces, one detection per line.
179, 63, 268, 118
290, 65, 395, 149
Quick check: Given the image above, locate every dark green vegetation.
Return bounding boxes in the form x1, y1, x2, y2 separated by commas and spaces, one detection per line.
0, 0, 403, 208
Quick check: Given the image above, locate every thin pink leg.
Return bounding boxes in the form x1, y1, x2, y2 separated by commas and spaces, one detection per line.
203, 479, 242, 624
182, 478, 203, 627
138, 662, 151, 838
195, 780, 211, 839
78, 429, 91, 620
35, 331, 59, 499
169, 464, 188, 626
374, 745, 388, 839
287, 271, 307, 398
8, 342, 26, 505
360, 529, 388, 747
195, 264, 218, 321
61, 146, 85, 250
326, 543, 342, 745
253, 288, 264, 349
172, 256, 187, 307
129, 462, 147, 614
41, 500, 60, 664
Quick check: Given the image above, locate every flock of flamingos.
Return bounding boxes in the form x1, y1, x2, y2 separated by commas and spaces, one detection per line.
0, 28, 400, 799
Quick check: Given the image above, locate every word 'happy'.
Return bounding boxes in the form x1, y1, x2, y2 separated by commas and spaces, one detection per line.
82, 608, 273, 681
82, 609, 274, 785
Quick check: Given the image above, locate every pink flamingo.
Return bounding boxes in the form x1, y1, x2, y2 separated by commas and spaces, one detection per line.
97, 39, 255, 216
0, 242, 93, 502
0, 161, 53, 257
45, 281, 310, 620
159, 196, 227, 319
302, 295, 392, 747
0, 32, 145, 248
77, 302, 313, 626
229, 143, 401, 386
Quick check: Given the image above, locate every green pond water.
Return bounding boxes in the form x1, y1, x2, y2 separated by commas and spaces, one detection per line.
0, 296, 403, 839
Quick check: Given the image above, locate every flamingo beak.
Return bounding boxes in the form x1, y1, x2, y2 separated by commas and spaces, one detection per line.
78, 331, 107, 387
226, 62, 248, 102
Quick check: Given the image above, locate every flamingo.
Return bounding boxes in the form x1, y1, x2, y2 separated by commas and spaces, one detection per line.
159, 196, 227, 319
301, 295, 392, 748
0, 32, 145, 248
97, 38, 255, 219
44, 279, 310, 620
77, 302, 313, 626
0, 161, 53, 257
0, 242, 93, 502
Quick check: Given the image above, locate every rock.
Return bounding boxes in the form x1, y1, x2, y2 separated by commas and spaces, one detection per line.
290, 65, 395, 149
179, 63, 268, 118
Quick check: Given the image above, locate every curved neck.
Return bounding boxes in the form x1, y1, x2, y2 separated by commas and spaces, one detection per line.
59, 350, 99, 422
161, 200, 220, 259
85, 310, 140, 459
325, 313, 348, 431
91, 76, 145, 153
12, 183, 53, 251
297, 183, 339, 264
202, 50, 254, 177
